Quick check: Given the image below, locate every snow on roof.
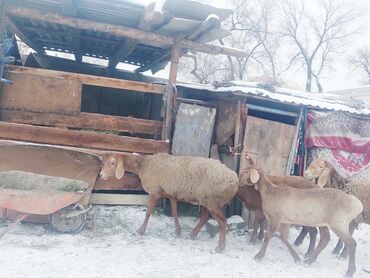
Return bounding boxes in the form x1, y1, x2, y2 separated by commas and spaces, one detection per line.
178, 81, 370, 115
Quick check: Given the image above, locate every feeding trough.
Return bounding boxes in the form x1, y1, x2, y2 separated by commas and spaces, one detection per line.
0, 144, 102, 235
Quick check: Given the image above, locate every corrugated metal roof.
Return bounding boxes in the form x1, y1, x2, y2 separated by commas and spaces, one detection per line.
5, 0, 232, 71
178, 81, 370, 116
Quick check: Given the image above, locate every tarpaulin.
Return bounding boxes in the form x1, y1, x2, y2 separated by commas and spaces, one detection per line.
305, 111, 370, 182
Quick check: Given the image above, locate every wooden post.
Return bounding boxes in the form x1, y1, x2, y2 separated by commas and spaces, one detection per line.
162, 39, 181, 141
0, 0, 6, 83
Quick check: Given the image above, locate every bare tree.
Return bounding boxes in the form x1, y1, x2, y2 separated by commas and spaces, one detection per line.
349, 46, 370, 85
279, 0, 359, 92
179, 0, 280, 84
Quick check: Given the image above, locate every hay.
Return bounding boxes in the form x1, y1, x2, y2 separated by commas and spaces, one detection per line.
0, 171, 89, 192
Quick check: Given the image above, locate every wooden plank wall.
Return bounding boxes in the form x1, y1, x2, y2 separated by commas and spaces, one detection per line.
0, 66, 168, 156
240, 116, 296, 175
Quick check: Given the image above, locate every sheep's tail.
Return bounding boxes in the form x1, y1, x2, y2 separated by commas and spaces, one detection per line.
350, 195, 364, 220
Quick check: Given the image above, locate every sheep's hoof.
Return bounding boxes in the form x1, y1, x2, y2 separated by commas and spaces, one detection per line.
175, 229, 181, 237
189, 232, 197, 239
304, 257, 316, 265
257, 234, 264, 241
304, 252, 313, 259
249, 238, 257, 245
345, 270, 354, 277
136, 228, 146, 235
215, 245, 225, 253
254, 253, 264, 261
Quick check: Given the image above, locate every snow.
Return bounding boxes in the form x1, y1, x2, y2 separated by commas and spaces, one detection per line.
0, 205, 369, 278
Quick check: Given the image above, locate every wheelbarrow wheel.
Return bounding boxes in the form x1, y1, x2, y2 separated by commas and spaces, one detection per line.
50, 205, 87, 233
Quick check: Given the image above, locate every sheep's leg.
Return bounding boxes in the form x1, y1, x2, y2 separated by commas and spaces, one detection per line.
305, 226, 330, 265
279, 224, 301, 263
294, 226, 308, 246
331, 227, 357, 277
305, 226, 318, 258
257, 218, 265, 241
169, 198, 181, 236
208, 208, 227, 253
332, 239, 344, 255
339, 222, 357, 259
250, 209, 263, 244
137, 193, 161, 235
190, 206, 210, 239
254, 218, 279, 261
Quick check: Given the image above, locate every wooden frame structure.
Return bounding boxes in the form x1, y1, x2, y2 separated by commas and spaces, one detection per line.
0, 1, 249, 205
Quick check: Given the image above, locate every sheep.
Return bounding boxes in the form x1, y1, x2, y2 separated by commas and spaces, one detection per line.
241, 164, 363, 277
304, 158, 370, 258
239, 173, 319, 255
99, 153, 239, 252
238, 156, 321, 258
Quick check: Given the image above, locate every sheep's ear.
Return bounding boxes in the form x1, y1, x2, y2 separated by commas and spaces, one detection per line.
250, 169, 260, 184
115, 158, 125, 179
318, 167, 330, 187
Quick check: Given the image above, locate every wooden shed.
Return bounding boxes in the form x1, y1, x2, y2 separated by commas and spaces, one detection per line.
0, 0, 247, 211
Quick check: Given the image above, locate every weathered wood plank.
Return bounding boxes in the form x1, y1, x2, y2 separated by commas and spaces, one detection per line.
90, 194, 148, 205
5, 65, 165, 94
0, 110, 163, 135
240, 116, 296, 176
0, 122, 170, 154
1, 71, 82, 115
5, 5, 247, 58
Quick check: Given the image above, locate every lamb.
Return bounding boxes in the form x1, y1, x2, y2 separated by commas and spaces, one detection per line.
99, 153, 239, 252
304, 158, 370, 257
238, 156, 320, 257
241, 164, 363, 277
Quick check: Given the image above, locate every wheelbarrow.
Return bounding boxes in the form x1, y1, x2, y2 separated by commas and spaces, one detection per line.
0, 144, 102, 236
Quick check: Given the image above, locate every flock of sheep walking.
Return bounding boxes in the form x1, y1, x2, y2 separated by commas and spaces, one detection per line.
99, 152, 370, 277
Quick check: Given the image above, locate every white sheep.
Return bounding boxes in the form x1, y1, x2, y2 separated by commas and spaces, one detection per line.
99, 153, 239, 252
305, 158, 370, 257
241, 165, 363, 278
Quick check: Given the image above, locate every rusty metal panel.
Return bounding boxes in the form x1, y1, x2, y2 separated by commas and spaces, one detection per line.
0, 71, 82, 115
172, 103, 216, 157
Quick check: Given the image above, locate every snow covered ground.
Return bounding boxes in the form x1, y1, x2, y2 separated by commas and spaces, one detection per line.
0, 205, 369, 278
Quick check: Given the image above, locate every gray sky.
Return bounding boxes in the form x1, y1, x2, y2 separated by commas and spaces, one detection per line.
141, 0, 370, 92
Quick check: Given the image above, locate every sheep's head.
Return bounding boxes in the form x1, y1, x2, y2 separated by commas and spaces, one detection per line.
99, 155, 125, 180
304, 158, 331, 187
239, 168, 260, 190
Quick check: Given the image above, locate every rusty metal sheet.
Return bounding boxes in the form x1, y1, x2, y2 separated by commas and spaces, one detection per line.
171, 103, 216, 157
0, 71, 82, 115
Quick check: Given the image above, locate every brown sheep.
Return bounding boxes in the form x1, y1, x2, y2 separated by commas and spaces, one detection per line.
238, 156, 320, 257
99, 153, 239, 252
304, 158, 370, 258
241, 165, 363, 277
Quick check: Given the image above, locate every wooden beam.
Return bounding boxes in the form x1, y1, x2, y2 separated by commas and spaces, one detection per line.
90, 194, 148, 205
0, 122, 170, 154
4, 17, 46, 55
5, 65, 165, 94
0, 110, 163, 135
5, 5, 247, 58
108, 2, 163, 68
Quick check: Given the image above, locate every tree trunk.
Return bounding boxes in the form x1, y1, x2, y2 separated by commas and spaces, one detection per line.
306, 67, 312, 92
